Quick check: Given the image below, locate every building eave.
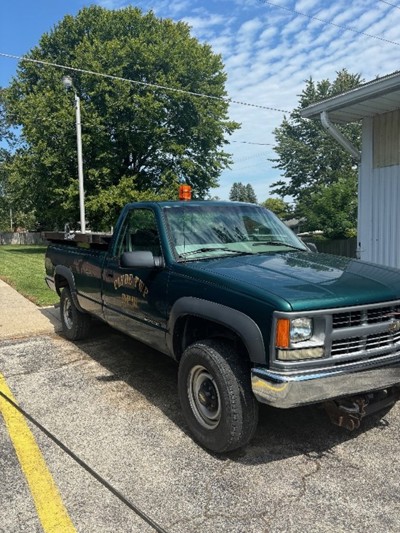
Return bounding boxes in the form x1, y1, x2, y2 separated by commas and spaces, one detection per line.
300, 71, 400, 124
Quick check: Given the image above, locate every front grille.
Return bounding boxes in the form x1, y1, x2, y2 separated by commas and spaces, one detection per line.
330, 302, 400, 365
332, 311, 362, 328
332, 330, 400, 358
332, 303, 400, 329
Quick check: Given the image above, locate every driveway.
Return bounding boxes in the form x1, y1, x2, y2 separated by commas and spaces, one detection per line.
1, 321, 399, 532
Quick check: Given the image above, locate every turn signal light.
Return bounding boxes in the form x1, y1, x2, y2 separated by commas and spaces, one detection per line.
275, 318, 290, 348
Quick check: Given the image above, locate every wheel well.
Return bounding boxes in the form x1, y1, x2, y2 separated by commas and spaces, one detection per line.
54, 274, 68, 295
173, 315, 249, 362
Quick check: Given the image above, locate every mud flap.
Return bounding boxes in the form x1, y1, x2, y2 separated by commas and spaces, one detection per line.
324, 387, 400, 431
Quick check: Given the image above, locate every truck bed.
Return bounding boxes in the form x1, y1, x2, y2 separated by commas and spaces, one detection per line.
44, 231, 112, 250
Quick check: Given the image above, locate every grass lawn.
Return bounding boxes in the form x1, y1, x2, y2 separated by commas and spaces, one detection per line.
0, 245, 59, 307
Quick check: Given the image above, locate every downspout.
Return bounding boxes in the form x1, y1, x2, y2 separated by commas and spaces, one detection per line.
320, 111, 361, 161
321, 110, 362, 259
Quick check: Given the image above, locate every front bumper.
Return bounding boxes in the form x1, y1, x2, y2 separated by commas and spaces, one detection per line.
251, 362, 400, 408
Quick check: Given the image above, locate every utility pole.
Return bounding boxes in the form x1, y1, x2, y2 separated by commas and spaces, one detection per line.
62, 75, 86, 233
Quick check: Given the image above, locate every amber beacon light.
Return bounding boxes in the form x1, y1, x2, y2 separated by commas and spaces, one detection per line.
179, 184, 192, 201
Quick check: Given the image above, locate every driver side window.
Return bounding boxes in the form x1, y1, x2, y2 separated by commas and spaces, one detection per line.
116, 209, 161, 257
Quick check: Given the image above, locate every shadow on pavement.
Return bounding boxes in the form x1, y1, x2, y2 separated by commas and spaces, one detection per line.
67, 320, 395, 464
39, 305, 62, 333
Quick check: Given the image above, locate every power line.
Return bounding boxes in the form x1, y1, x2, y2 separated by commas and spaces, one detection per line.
259, 0, 400, 47
378, 0, 400, 10
234, 151, 269, 163
3, 111, 276, 148
0, 52, 290, 113
232, 140, 274, 146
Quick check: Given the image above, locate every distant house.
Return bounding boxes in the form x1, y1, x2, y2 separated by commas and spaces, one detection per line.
301, 71, 400, 269
284, 218, 304, 234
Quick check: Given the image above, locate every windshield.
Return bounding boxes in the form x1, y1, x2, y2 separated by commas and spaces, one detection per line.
163, 203, 307, 260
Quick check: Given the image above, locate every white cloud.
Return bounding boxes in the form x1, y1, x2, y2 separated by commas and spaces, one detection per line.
182, 13, 228, 37
96, 0, 128, 8
238, 18, 264, 37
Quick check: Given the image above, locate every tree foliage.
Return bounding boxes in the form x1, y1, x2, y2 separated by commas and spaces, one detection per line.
229, 182, 257, 203
300, 176, 358, 239
0, 90, 16, 230
270, 69, 362, 238
4, 6, 239, 229
262, 198, 292, 220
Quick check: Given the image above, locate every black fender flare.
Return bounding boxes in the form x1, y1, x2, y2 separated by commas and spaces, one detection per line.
167, 297, 266, 364
54, 265, 85, 313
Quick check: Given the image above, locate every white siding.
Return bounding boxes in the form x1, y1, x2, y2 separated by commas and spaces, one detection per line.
373, 109, 400, 168
358, 115, 400, 268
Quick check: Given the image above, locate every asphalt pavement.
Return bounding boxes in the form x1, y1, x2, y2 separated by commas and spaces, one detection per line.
1, 280, 400, 532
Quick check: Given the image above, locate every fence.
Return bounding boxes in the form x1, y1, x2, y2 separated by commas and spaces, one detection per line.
306, 237, 357, 258
0, 232, 48, 245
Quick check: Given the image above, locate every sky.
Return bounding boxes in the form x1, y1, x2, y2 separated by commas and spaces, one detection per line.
1, 0, 400, 202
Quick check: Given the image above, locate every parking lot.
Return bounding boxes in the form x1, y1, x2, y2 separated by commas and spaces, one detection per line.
1, 302, 400, 532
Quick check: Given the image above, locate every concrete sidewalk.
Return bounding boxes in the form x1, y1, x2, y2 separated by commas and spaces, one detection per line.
0, 279, 62, 339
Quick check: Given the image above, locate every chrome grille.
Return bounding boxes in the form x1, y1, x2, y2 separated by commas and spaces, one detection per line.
332, 330, 400, 358
330, 302, 400, 365
332, 303, 400, 329
332, 311, 362, 328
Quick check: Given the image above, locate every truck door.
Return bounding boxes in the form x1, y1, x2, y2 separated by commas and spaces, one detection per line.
102, 207, 169, 352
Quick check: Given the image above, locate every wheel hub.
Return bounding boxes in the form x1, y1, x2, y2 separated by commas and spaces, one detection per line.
198, 380, 218, 411
63, 298, 73, 329
188, 365, 221, 429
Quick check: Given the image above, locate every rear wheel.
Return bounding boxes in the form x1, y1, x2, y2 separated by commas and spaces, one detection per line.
178, 339, 258, 453
60, 287, 91, 340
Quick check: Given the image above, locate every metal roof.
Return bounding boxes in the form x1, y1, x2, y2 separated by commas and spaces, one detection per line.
300, 71, 400, 124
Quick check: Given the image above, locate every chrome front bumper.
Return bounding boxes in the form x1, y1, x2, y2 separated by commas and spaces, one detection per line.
251, 363, 400, 408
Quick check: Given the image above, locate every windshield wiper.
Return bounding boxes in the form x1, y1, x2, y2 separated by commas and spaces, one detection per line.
251, 241, 305, 251
179, 247, 249, 258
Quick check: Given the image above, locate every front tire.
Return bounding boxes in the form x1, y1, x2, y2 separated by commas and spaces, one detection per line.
178, 340, 259, 453
60, 287, 91, 340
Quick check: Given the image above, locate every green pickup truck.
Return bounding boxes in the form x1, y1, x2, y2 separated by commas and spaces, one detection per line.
45, 201, 400, 452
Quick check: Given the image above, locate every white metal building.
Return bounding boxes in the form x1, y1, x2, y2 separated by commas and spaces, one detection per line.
301, 71, 400, 269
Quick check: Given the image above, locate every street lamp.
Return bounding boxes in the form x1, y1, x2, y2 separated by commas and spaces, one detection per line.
62, 75, 86, 234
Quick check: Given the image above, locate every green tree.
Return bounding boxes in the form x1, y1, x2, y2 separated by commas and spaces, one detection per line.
4, 6, 239, 229
0, 148, 12, 230
270, 69, 362, 238
245, 183, 257, 204
262, 197, 292, 220
0, 89, 16, 230
229, 182, 257, 203
300, 176, 358, 239
229, 182, 245, 201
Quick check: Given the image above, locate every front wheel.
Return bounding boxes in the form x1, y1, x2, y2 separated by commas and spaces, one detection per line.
178, 340, 259, 453
60, 287, 91, 340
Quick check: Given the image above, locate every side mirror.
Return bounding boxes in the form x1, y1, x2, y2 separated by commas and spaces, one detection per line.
120, 251, 163, 269
305, 242, 318, 253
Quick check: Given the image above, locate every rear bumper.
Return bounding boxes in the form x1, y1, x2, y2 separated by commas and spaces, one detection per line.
251, 362, 400, 408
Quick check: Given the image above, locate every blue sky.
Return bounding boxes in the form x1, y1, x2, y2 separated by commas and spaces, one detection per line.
1, 0, 400, 202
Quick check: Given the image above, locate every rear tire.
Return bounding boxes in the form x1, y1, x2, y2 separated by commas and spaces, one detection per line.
178, 339, 259, 453
60, 287, 91, 340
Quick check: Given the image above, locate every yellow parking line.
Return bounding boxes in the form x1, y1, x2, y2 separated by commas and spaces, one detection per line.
0, 373, 76, 533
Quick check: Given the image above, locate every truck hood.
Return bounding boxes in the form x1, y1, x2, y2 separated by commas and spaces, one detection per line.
187, 252, 400, 311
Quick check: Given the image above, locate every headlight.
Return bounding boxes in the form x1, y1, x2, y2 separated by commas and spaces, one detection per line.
275, 316, 324, 361
290, 317, 313, 343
